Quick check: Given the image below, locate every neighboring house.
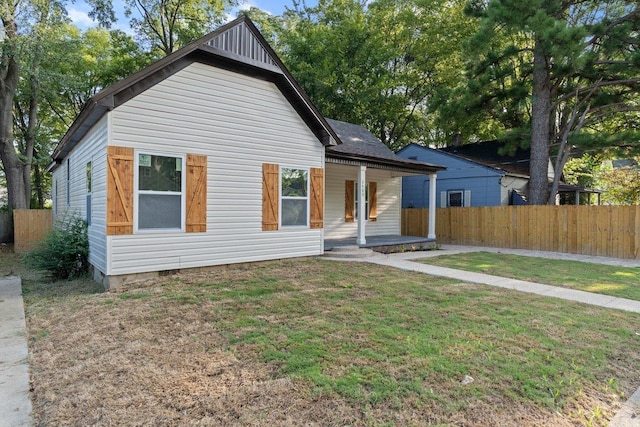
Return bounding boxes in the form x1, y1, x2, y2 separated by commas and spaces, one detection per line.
48, 16, 443, 288
398, 141, 541, 208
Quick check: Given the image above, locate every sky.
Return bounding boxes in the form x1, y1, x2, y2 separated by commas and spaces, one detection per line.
68, 1, 317, 34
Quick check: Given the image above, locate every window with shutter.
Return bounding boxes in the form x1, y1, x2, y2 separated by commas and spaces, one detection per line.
186, 154, 207, 232
281, 168, 308, 227
136, 152, 184, 230
106, 146, 134, 235
262, 163, 279, 231
310, 168, 324, 229
345, 180, 354, 222
369, 181, 377, 222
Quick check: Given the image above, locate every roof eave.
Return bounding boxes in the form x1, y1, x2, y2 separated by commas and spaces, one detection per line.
327, 151, 445, 174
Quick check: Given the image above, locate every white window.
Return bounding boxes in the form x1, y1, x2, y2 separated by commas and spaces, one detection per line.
443, 190, 471, 207
281, 168, 308, 227
135, 152, 185, 231
66, 159, 71, 206
354, 181, 369, 220
86, 162, 92, 226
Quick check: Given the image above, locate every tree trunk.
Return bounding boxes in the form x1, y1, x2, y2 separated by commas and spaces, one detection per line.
529, 39, 552, 205
0, 6, 27, 210
0, 75, 27, 210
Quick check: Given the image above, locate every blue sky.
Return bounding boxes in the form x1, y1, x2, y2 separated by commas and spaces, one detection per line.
68, 1, 317, 34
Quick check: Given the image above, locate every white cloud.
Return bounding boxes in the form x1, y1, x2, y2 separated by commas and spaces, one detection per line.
67, 7, 96, 28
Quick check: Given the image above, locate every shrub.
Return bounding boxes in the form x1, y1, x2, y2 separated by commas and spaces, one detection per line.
25, 215, 89, 279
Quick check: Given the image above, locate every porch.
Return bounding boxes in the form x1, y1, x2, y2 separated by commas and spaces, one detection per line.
324, 235, 437, 253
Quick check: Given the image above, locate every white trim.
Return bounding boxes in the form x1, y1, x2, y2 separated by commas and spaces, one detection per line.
133, 150, 186, 233
356, 165, 366, 245
428, 173, 437, 239
279, 166, 310, 229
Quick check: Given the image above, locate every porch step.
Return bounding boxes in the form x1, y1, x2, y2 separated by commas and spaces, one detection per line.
324, 245, 375, 258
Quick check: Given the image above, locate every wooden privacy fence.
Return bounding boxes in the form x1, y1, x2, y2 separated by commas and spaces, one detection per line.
402, 206, 640, 259
14, 209, 53, 254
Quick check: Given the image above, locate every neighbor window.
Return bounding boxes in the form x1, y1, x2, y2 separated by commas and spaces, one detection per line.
281, 168, 308, 227
448, 190, 463, 207
136, 153, 184, 230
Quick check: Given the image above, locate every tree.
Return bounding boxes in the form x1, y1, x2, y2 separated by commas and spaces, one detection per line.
252, 0, 473, 150
0, 0, 114, 211
598, 159, 640, 205
124, 0, 235, 56
460, 0, 640, 204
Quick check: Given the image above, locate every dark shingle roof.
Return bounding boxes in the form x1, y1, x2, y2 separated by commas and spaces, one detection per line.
325, 119, 444, 174
439, 140, 530, 176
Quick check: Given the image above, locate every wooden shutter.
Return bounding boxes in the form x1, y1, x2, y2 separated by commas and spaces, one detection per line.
186, 154, 207, 232
310, 167, 324, 229
345, 180, 354, 222
106, 146, 134, 235
262, 163, 279, 231
369, 181, 377, 222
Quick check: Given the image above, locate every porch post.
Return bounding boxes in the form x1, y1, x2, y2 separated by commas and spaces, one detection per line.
428, 173, 437, 240
357, 165, 367, 245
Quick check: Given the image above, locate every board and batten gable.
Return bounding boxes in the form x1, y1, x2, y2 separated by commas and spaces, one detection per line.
106, 62, 324, 276
324, 163, 400, 239
52, 115, 109, 273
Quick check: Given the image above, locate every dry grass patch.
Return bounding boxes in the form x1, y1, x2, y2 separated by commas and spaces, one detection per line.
18, 257, 640, 426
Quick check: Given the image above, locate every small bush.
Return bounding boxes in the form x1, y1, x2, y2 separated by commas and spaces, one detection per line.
25, 215, 89, 279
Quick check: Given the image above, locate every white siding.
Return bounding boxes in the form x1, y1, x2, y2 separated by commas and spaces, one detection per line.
500, 176, 529, 205
324, 163, 401, 239
108, 63, 323, 275
53, 116, 109, 273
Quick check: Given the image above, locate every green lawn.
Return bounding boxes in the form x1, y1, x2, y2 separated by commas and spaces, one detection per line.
418, 251, 640, 301
19, 256, 640, 426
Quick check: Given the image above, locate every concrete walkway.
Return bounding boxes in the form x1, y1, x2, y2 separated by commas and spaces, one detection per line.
0, 276, 33, 427
366, 249, 640, 314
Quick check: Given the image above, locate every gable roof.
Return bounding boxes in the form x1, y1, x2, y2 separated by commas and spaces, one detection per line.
439, 140, 530, 177
326, 119, 444, 174
50, 16, 339, 169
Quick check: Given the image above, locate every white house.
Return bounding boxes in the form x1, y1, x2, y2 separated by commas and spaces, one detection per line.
49, 17, 443, 288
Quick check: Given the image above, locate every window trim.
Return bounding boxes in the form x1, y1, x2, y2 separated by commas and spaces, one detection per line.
66, 159, 71, 206
279, 166, 310, 228
86, 161, 92, 226
134, 150, 186, 233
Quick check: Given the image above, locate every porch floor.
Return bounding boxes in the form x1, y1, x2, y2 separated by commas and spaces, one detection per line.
324, 235, 436, 252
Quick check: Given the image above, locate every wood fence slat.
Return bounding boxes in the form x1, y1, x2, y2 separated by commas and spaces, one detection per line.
402, 205, 640, 259
14, 209, 53, 254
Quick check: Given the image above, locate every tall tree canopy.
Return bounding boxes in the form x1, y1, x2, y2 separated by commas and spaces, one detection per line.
455, 0, 640, 204
251, 0, 474, 151
124, 0, 236, 56
0, 0, 155, 209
